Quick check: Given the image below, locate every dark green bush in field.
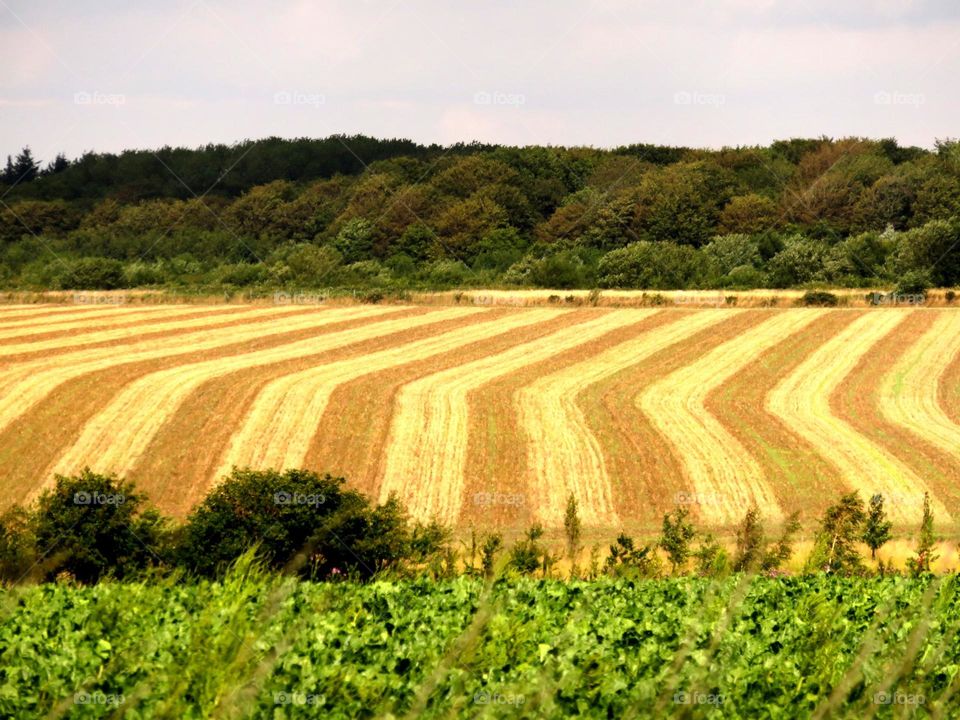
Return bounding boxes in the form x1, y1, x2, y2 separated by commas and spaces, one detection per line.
55, 257, 127, 290
177, 468, 363, 577
177, 468, 439, 580
32, 470, 166, 583
800, 290, 839, 306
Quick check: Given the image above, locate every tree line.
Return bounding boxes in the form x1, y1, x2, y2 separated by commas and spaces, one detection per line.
0, 467, 942, 586
1, 136, 960, 292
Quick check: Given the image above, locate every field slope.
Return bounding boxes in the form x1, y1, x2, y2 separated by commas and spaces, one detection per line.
1, 303, 959, 532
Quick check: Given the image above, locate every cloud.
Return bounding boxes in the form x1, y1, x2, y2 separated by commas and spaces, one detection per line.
0, 0, 958, 157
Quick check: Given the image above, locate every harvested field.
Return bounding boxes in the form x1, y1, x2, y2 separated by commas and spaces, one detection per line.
1, 303, 959, 532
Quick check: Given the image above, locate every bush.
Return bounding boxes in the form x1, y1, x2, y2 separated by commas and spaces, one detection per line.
721, 264, 768, 289
767, 236, 829, 287
597, 241, 702, 289
33, 470, 166, 583
0, 507, 34, 584
177, 468, 438, 580
895, 269, 932, 297
215, 262, 269, 287
178, 468, 360, 577
56, 257, 126, 290
122, 260, 166, 286
801, 290, 839, 307
425, 259, 470, 285
271, 243, 342, 285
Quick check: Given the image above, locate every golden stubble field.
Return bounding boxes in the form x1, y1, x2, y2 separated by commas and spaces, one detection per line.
1, 301, 959, 539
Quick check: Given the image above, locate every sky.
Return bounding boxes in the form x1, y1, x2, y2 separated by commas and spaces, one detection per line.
1, 0, 959, 163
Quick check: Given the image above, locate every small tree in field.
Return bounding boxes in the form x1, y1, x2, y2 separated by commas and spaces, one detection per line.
862, 493, 892, 562
660, 507, 696, 575
480, 533, 503, 578
733, 507, 765, 572
694, 534, 729, 578
760, 512, 801, 573
808, 492, 866, 575
563, 494, 582, 575
907, 492, 938, 577
33, 470, 165, 583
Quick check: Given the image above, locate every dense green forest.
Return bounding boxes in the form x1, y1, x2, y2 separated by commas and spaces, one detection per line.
2, 135, 960, 292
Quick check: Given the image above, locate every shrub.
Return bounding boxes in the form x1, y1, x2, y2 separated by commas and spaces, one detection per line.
56, 257, 126, 290
0, 507, 34, 584
530, 251, 588, 289
801, 291, 839, 307
33, 470, 166, 583
894, 269, 932, 297
508, 524, 554, 576
177, 468, 440, 580
597, 241, 702, 289
766, 236, 829, 287
177, 468, 361, 577
425, 259, 470, 286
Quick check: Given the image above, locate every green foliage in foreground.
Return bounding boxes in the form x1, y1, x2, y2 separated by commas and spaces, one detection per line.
0, 564, 957, 719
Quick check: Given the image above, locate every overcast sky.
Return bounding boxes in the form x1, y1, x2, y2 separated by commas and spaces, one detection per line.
1, 0, 958, 163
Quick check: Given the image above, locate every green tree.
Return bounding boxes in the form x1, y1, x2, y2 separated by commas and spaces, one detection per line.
178, 468, 362, 577
0, 507, 35, 584
759, 512, 801, 573
563, 494, 582, 573
733, 507, 765, 572
693, 534, 729, 578
597, 241, 703, 289
907, 492, 938, 577
862, 493, 892, 562
808, 493, 867, 575
718, 194, 779, 234
11, 146, 40, 183
33, 470, 166, 583
604, 533, 662, 578
659, 506, 696, 574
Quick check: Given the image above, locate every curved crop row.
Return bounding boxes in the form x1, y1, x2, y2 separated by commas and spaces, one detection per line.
516, 310, 728, 526
638, 310, 823, 525
213, 309, 561, 484
766, 311, 951, 524
46, 308, 483, 486
378, 311, 651, 523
